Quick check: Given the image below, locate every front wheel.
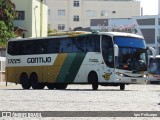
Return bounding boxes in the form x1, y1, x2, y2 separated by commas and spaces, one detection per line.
120, 84, 125, 90
88, 72, 98, 90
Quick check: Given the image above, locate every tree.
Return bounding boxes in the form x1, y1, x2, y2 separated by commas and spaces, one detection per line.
0, 0, 17, 47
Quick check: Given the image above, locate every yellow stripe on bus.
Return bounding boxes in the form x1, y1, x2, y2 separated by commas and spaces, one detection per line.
47, 53, 68, 83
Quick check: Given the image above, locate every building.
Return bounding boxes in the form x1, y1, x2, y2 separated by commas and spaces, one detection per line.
132, 15, 160, 55
90, 16, 160, 55
46, 0, 140, 31
0, 57, 5, 82
91, 18, 136, 33
11, 0, 48, 38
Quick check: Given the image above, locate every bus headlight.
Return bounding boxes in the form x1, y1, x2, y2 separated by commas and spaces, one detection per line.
143, 74, 147, 78
116, 72, 124, 77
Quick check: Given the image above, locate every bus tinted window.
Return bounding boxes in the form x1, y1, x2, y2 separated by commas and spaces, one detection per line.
114, 36, 146, 48
8, 40, 46, 55
7, 35, 100, 55
73, 37, 86, 52
47, 38, 60, 53
60, 38, 73, 53
8, 41, 21, 55
87, 36, 100, 52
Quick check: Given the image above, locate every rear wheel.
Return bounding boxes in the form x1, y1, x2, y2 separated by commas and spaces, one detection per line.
88, 72, 98, 90
120, 84, 125, 90
47, 83, 55, 89
55, 83, 68, 90
38, 83, 45, 89
30, 73, 44, 89
20, 73, 31, 89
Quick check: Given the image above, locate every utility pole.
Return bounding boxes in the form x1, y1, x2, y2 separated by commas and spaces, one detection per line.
40, 0, 43, 37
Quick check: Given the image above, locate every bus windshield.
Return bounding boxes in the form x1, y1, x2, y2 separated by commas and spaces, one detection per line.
114, 36, 147, 71
148, 58, 160, 74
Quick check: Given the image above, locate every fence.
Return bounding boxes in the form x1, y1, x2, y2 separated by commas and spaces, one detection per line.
0, 57, 6, 82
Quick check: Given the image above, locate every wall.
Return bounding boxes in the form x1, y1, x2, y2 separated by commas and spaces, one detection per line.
46, 0, 140, 31
12, 0, 48, 38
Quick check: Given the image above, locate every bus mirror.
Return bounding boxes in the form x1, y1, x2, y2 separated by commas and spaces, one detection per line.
148, 47, 156, 59
114, 44, 119, 57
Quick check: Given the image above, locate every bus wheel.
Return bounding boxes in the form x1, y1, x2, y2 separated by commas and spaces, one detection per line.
20, 73, 31, 89
88, 72, 98, 90
38, 83, 45, 89
30, 73, 40, 89
55, 83, 68, 90
47, 83, 55, 89
120, 84, 125, 90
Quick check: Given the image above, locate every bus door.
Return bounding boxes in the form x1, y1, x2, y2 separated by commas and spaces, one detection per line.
100, 35, 115, 82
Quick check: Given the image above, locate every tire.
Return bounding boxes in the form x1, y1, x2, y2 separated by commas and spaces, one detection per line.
20, 73, 31, 89
47, 83, 55, 89
30, 73, 40, 89
120, 84, 125, 90
88, 72, 98, 90
38, 83, 45, 89
55, 83, 68, 90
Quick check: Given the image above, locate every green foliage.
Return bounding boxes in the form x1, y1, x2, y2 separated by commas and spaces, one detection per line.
48, 24, 57, 35
0, 0, 17, 47
48, 29, 57, 34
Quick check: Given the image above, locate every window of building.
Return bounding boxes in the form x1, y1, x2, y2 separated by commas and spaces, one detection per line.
112, 11, 116, 14
48, 9, 51, 15
58, 24, 65, 30
73, 1, 79, 7
58, 10, 65, 16
87, 10, 95, 17
16, 11, 25, 20
101, 10, 108, 17
73, 15, 79, 22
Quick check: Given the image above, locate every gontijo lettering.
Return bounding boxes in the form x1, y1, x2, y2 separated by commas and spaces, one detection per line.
27, 57, 51, 63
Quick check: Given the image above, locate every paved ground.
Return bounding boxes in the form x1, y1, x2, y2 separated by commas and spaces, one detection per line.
0, 83, 159, 120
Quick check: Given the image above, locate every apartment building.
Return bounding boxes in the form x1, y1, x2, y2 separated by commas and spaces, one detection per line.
11, 0, 48, 38
132, 15, 160, 55
46, 0, 140, 31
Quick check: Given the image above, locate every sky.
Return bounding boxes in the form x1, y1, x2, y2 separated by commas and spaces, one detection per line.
140, 0, 158, 15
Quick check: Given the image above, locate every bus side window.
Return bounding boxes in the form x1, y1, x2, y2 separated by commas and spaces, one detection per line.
86, 35, 100, 52
33, 40, 45, 54
86, 36, 94, 52
8, 42, 14, 55
95, 36, 100, 52
60, 38, 73, 53
73, 37, 86, 52
47, 38, 59, 53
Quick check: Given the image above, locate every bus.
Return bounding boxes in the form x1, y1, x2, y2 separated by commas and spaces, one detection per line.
148, 55, 160, 84
6, 31, 155, 90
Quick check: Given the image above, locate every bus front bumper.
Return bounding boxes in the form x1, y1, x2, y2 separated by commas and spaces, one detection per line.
114, 75, 147, 84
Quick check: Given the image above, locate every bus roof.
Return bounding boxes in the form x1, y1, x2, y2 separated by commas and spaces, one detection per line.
98, 32, 143, 39
8, 31, 92, 41
8, 31, 143, 42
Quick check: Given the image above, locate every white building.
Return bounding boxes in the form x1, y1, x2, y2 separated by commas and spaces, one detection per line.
0, 57, 5, 82
11, 0, 48, 38
46, 0, 140, 31
132, 15, 160, 55
130, 0, 160, 55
